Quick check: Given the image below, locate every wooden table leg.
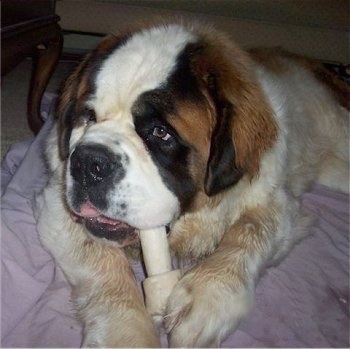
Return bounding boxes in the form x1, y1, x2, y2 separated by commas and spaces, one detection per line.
27, 24, 63, 134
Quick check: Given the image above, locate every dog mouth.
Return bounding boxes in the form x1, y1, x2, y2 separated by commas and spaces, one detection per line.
70, 204, 138, 246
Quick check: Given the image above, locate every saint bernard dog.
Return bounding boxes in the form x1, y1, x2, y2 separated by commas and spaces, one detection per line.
36, 22, 349, 347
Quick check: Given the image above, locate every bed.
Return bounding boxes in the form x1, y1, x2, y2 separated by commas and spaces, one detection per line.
1, 94, 349, 347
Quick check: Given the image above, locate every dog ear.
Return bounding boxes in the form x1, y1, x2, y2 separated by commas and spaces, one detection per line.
193, 32, 277, 196
203, 75, 243, 196
57, 97, 76, 160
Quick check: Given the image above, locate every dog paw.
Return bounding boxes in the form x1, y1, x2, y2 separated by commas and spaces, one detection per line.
164, 269, 254, 347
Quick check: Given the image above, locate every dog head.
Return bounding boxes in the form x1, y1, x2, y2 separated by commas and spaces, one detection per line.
56, 24, 277, 245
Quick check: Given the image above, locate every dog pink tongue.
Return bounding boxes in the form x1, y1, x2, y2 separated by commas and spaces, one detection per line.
80, 203, 100, 217
79, 203, 124, 226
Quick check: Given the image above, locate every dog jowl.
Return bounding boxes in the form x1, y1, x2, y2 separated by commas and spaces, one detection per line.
36, 22, 349, 347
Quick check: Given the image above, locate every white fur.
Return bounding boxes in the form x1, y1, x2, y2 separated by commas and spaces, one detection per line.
67, 119, 180, 229
88, 24, 196, 119
166, 43, 349, 346
63, 25, 197, 230
36, 23, 349, 347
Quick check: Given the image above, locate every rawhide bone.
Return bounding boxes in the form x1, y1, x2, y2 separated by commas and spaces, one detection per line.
139, 227, 181, 319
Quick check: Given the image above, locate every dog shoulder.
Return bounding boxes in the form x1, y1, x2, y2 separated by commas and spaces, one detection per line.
249, 47, 349, 111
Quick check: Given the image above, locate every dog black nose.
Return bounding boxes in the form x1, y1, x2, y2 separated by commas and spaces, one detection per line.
70, 144, 117, 186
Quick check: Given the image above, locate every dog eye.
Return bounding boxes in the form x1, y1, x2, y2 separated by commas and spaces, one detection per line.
83, 109, 96, 124
152, 126, 172, 141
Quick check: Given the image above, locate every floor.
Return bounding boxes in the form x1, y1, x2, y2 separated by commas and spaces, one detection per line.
1, 58, 77, 159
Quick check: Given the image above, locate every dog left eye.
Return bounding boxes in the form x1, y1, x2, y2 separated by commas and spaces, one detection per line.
82, 109, 96, 124
152, 126, 172, 141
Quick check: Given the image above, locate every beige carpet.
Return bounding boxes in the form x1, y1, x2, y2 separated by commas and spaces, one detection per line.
1, 58, 76, 159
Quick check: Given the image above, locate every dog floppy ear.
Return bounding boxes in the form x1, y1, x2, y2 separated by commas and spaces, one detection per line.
57, 96, 77, 160
203, 75, 243, 196
56, 34, 130, 160
193, 31, 277, 196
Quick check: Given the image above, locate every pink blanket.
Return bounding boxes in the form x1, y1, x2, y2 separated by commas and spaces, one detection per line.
1, 114, 349, 347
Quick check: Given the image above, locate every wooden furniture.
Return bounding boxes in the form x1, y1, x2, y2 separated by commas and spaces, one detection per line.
1, 0, 63, 133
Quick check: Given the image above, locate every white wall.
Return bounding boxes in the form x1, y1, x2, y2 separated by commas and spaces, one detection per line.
56, 0, 349, 62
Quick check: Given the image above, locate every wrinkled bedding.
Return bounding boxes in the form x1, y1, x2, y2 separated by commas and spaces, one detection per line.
1, 100, 349, 347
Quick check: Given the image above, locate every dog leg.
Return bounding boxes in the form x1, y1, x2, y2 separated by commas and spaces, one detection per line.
75, 254, 161, 348
36, 176, 160, 347
165, 200, 285, 347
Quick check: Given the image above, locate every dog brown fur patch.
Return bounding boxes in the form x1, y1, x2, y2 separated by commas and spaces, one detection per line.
169, 100, 215, 190
171, 101, 214, 158
193, 28, 278, 179
309, 63, 350, 111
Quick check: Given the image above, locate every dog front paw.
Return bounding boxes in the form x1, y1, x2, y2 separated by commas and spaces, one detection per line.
81, 312, 161, 348
164, 269, 254, 347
